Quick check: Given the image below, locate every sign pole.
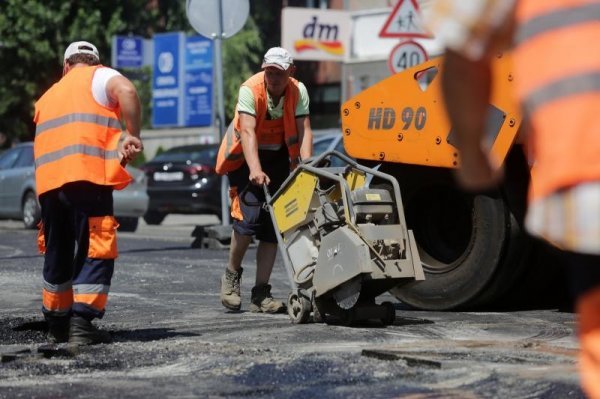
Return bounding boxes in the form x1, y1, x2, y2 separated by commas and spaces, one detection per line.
213, 2, 230, 226
186, 0, 249, 228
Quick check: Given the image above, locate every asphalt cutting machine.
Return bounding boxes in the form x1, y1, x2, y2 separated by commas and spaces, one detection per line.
264, 150, 425, 325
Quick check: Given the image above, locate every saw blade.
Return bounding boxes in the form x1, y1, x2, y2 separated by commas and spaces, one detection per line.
333, 277, 361, 309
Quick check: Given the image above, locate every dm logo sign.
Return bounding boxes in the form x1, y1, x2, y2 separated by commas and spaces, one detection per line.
282, 7, 350, 62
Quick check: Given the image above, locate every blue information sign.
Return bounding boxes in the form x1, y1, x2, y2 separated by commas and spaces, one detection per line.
113, 36, 144, 68
151, 32, 213, 128
152, 32, 185, 128
184, 36, 213, 127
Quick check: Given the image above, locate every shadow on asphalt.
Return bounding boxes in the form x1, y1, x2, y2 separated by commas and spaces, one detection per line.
119, 245, 195, 254
0, 254, 43, 261
1, 318, 200, 346
111, 328, 200, 342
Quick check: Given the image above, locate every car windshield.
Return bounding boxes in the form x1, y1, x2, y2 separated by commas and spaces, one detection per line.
152, 146, 217, 164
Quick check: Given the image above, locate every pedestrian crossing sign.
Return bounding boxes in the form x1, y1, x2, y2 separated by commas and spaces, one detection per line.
379, 0, 433, 39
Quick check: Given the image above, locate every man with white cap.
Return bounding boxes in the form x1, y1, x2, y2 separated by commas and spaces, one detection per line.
215, 46, 313, 313
34, 40, 143, 346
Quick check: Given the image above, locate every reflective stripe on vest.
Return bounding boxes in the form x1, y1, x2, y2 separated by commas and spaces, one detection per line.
524, 71, 600, 115
515, 3, 600, 44
35, 113, 122, 137
35, 144, 120, 169
223, 125, 244, 161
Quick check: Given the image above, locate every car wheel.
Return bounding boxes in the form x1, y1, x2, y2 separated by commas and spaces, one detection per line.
116, 217, 139, 232
22, 191, 40, 230
143, 211, 166, 225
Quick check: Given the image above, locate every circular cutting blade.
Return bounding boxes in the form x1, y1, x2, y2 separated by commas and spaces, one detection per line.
333, 277, 361, 309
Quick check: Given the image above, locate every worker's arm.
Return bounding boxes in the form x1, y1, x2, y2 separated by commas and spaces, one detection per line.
107, 75, 143, 164
441, 50, 502, 191
296, 116, 313, 160
239, 112, 270, 186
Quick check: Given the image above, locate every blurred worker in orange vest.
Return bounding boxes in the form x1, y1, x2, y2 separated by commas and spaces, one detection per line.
34, 41, 143, 346
428, 0, 600, 397
215, 47, 313, 313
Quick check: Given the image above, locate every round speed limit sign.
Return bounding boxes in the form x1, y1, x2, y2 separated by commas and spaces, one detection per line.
388, 40, 428, 74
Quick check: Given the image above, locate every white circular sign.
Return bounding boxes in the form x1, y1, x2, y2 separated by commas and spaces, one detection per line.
388, 40, 428, 74
158, 52, 174, 73
186, 0, 249, 39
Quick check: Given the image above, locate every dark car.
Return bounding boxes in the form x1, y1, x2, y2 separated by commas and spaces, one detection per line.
0, 142, 148, 231
141, 144, 221, 225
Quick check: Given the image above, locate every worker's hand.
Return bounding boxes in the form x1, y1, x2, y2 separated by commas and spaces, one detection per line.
120, 136, 143, 165
249, 169, 270, 186
455, 147, 503, 192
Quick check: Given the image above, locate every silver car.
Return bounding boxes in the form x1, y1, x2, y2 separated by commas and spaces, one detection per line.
0, 142, 148, 232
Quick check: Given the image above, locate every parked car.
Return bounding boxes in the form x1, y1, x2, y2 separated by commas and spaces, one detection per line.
140, 144, 221, 225
0, 142, 148, 232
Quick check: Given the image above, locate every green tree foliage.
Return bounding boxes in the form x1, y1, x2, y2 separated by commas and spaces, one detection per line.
0, 0, 271, 143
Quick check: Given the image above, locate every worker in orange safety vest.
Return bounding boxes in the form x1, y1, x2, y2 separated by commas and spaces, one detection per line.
215, 47, 313, 314
34, 41, 143, 346
428, 1, 600, 397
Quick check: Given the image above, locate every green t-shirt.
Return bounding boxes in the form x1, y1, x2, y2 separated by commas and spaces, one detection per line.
236, 81, 310, 120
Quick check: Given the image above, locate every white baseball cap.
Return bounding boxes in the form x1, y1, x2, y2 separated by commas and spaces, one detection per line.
64, 41, 100, 62
261, 47, 293, 71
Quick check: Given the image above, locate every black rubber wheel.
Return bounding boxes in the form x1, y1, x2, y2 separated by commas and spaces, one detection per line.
391, 190, 508, 310
312, 298, 325, 323
287, 293, 311, 324
143, 211, 166, 225
22, 191, 40, 230
116, 217, 139, 232
380, 301, 396, 326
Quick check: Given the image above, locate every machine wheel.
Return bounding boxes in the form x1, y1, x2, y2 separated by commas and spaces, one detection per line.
287, 293, 311, 324
380, 301, 396, 326
143, 211, 166, 225
382, 147, 533, 310
22, 191, 40, 230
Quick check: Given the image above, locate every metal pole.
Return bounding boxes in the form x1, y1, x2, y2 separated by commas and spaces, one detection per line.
215, 0, 230, 226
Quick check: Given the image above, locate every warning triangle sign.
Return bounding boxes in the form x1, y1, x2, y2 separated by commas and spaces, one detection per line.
379, 0, 433, 39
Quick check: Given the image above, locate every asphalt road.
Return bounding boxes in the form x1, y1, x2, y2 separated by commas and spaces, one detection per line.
0, 216, 584, 398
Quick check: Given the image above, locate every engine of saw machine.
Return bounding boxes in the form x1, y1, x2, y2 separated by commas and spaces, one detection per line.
266, 151, 424, 325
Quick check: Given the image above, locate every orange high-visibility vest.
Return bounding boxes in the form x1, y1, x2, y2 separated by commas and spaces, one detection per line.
513, 0, 600, 201
33, 65, 131, 195
215, 71, 301, 175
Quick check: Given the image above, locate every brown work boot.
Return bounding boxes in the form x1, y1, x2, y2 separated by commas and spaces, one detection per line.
220, 268, 243, 311
68, 316, 112, 346
250, 284, 285, 313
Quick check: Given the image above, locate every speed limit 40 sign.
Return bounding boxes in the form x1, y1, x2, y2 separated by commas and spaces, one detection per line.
388, 40, 428, 74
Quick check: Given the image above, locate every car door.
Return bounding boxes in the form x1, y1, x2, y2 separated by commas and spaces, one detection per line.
0, 147, 24, 216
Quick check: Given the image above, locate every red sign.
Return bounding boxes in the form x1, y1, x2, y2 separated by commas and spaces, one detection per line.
388, 40, 428, 74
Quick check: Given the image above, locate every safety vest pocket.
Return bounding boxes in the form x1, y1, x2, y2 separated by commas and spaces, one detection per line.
88, 216, 119, 259
37, 221, 46, 254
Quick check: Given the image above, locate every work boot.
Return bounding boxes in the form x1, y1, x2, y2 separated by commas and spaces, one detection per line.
46, 316, 70, 344
68, 316, 112, 346
250, 284, 285, 313
221, 267, 243, 311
